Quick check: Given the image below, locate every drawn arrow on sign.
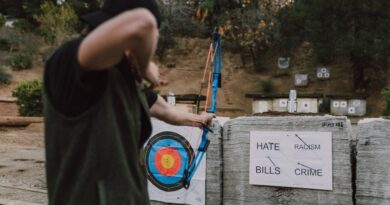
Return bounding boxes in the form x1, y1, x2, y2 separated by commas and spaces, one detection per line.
267, 156, 277, 167
297, 162, 315, 170
295, 134, 310, 147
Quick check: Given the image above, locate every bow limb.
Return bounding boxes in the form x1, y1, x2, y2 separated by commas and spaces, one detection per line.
183, 31, 222, 189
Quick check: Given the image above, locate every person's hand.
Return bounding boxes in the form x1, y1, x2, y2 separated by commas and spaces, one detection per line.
142, 62, 160, 88
124, 51, 160, 87
199, 112, 216, 126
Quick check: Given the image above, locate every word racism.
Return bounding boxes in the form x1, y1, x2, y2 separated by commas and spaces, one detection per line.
294, 144, 320, 150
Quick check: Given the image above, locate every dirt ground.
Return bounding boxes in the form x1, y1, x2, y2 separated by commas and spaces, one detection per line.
0, 124, 46, 204
0, 37, 387, 117
156, 38, 388, 117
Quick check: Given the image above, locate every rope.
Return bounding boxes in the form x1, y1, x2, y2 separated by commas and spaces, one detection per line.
202, 43, 214, 82
211, 43, 219, 64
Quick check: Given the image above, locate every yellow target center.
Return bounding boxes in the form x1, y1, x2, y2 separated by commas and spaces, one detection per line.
161, 154, 175, 169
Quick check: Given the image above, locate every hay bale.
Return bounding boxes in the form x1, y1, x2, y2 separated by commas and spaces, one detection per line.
223, 116, 353, 205
355, 118, 390, 205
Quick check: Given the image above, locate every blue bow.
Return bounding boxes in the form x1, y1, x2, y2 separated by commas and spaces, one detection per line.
183, 31, 222, 188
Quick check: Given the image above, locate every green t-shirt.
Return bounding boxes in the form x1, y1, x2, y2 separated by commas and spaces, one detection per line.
44, 38, 152, 205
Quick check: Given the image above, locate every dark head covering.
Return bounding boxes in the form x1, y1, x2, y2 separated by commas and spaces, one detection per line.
81, 0, 161, 28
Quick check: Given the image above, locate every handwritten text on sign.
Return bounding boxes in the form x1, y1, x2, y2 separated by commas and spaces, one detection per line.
249, 131, 332, 190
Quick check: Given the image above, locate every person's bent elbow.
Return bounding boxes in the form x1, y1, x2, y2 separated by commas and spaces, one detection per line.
123, 9, 158, 41
121, 8, 158, 70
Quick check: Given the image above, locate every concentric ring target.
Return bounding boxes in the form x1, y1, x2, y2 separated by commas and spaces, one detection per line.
145, 131, 195, 192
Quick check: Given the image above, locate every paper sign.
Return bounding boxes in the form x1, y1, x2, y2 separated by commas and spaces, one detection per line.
146, 119, 205, 205
249, 131, 332, 190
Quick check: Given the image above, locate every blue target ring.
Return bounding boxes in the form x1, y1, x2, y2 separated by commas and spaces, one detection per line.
148, 138, 187, 184
145, 131, 194, 191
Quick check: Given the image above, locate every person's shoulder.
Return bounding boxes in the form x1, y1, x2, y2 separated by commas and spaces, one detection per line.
46, 37, 84, 64
60, 37, 83, 49
53, 37, 84, 57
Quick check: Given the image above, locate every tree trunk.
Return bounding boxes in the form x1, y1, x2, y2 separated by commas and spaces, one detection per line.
351, 56, 368, 92
250, 46, 263, 71
385, 98, 390, 116
249, 46, 256, 66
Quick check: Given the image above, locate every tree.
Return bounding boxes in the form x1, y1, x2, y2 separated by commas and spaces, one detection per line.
0, 0, 25, 17
65, 0, 102, 16
0, 0, 49, 25
276, 2, 306, 56
218, 1, 278, 70
281, 0, 390, 91
35, 2, 78, 46
0, 0, 101, 25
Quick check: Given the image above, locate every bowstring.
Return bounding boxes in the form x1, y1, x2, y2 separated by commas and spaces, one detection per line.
185, 38, 215, 182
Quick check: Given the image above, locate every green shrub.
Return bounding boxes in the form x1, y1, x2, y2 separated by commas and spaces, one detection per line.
35, 2, 78, 46
12, 80, 43, 117
254, 59, 266, 72
381, 86, 390, 116
41, 46, 56, 63
0, 28, 23, 52
0, 66, 11, 85
0, 28, 39, 53
319, 97, 331, 113
260, 80, 273, 93
0, 14, 5, 27
0, 38, 11, 51
13, 19, 34, 32
172, 17, 208, 38
10, 52, 33, 70
156, 21, 175, 60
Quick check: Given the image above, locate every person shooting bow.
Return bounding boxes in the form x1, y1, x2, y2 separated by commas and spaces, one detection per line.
44, 0, 214, 204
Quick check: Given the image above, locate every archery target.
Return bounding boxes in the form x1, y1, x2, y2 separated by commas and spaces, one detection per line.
348, 107, 356, 114
145, 118, 206, 205
324, 73, 330, 78
340, 101, 348, 108
302, 101, 310, 109
145, 131, 194, 191
279, 99, 288, 107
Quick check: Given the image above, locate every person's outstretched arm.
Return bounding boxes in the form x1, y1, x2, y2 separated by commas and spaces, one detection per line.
150, 95, 215, 127
78, 8, 158, 72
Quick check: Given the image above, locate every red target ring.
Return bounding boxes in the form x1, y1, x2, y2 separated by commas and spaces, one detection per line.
145, 132, 195, 191
154, 147, 181, 176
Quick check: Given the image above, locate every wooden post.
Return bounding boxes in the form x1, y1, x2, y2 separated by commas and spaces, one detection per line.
0, 116, 43, 126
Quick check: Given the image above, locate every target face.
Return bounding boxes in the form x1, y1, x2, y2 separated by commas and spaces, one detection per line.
145, 131, 195, 192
